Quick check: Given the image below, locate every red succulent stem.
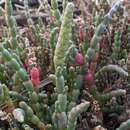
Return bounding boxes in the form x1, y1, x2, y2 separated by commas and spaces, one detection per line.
89, 53, 98, 74
99, 38, 105, 49
79, 25, 85, 42
30, 67, 41, 87
75, 52, 85, 66
84, 70, 94, 87
123, 0, 129, 5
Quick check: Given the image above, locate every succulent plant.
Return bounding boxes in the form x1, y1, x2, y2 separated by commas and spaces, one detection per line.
0, 0, 130, 130
54, 2, 74, 69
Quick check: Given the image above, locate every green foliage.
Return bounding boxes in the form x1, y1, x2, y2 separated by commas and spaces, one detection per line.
0, 0, 129, 130
67, 101, 90, 130
0, 84, 13, 107
54, 3, 74, 69
95, 64, 129, 78
116, 119, 130, 130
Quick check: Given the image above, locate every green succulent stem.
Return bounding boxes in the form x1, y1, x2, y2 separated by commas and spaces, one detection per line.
9, 91, 28, 102
0, 84, 13, 107
24, 0, 44, 47
90, 85, 126, 102
63, 0, 68, 12
54, 2, 74, 69
95, 64, 129, 79
0, 44, 34, 92
52, 67, 68, 130
116, 119, 130, 130
101, 105, 125, 114
86, 0, 124, 62
112, 32, 121, 60
5, 0, 22, 52
67, 101, 90, 130
51, 0, 61, 25
19, 101, 46, 130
